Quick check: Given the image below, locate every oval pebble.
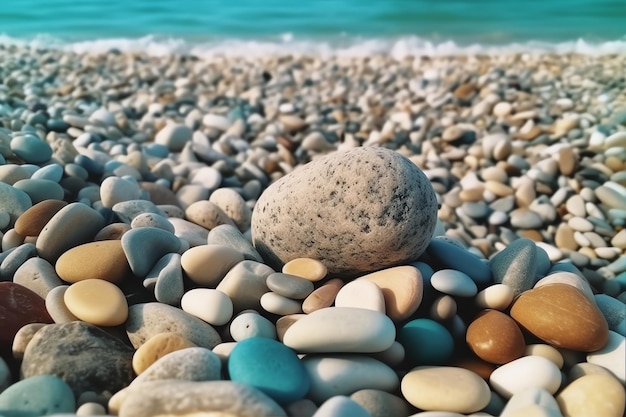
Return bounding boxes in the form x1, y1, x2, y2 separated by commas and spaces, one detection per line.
266, 272, 315, 299
500, 387, 561, 417
302, 278, 344, 314
260, 292, 302, 315
557, 374, 625, 417
466, 310, 526, 364
13, 179, 64, 204
181, 288, 234, 326
427, 239, 492, 286
350, 389, 411, 417
100, 176, 141, 208
0, 375, 74, 416
55, 239, 131, 284
10, 134, 53, 164
475, 284, 514, 310
121, 227, 181, 277
401, 366, 491, 413
228, 337, 310, 404
302, 355, 399, 403
397, 318, 454, 366
230, 312, 276, 341
313, 396, 370, 417
132, 332, 197, 374
489, 355, 562, 398
334, 279, 385, 313
64, 279, 128, 326
431, 269, 478, 297
283, 307, 395, 353
282, 258, 328, 282
181, 244, 244, 287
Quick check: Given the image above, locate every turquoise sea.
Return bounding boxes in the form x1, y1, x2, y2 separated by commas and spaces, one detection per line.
1, 0, 625, 56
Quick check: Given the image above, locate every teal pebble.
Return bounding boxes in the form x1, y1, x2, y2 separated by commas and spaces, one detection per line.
31, 164, 64, 182
9, 134, 53, 165
426, 239, 492, 286
0, 374, 75, 416
13, 179, 65, 204
397, 318, 454, 367
228, 337, 310, 404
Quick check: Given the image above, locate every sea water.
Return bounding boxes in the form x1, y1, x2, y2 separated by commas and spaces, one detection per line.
0, 0, 625, 56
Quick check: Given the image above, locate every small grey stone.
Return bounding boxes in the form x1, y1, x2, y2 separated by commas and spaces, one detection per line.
21, 321, 135, 397
489, 238, 538, 296
12, 257, 63, 298
45, 285, 80, 323
12, 179, 64, 205
143, 253, 184, 306
0, 243, 37, 281
168, 217, 209, 247
131, 347, 222, 386
350, 389, 411, 417
252, 147, 438, 276
121, 227, 181, 277
216, 260, 274, 313
126, 302, 222, 349
509, 208, 543, 229
112, 199, 165, 223
207, 224, 263, 262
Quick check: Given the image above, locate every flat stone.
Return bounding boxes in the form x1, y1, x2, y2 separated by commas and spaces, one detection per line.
181, 288, 233, 326
282, 258, 328, 282
0, 182, 32, 227
126, 302, 221, 349
510, 283, 609, 351
557, 374, 625, 417
401, 366, 490, 413
260, 292, 302, 315
132, 346, 222, 386
114, 380, 286, 417
216, 260, 274, 313
207, 224, 264, 262
466, 310, 526, 364
0, 375, 74, 416
64, 279, 128, 327
229, 337, 310, 404
132, 332, 196, 375
489, 356, 561, 398
431, 269, 478, 297
266, 273, 315, 300
0, 242, 37, 281
252, 147, 438, 276
21, 321, 134, 397
169, 217, 209, 247
13, 179, 64, 204
490, 238, 538, 297
181, 244, 244, 287
121, 227, 181, 277
36, 202, 105, 262
55, 239, 131, 284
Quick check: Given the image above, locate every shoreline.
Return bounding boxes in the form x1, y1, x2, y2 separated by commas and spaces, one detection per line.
0, 45, 625, 415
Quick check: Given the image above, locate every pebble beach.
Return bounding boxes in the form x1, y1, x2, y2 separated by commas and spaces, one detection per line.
0, 43, 625, 417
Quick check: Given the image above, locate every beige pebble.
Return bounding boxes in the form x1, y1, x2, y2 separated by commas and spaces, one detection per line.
55, 239, 131, 284
12, 323, 48, 360
260, 292, 302, 315
181, 288, 234, 326
276, 314, 305, 342
567, 217, 593, 232
489, 356, 562, 398
181, 244, 244, 287
475, 284, 514, 310
185, 200, 235, 230
76, 402, 107, 416
358, 265, 423, 321
334, 279, 385, 313
401, 366, 490, 414
208, 188, 252, 232
524, 344, 564, 368
216, 260, 274, 313
554, 224, 577, 251
282, 258, 327, 282
557, 374, 625, 417
430, 295, 457, 321
132, 332, 197, 374
586, 330, 625, 383
568, 362, 615, 382
64, 279, 128, 326
302, 278, 343, 314
485, 180, 513, 197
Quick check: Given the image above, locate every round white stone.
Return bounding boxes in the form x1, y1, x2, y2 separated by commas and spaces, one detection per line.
431, 269, 478, 297
181, 289, 234, 326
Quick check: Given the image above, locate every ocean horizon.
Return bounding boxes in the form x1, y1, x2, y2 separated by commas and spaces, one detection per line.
1, 0, 625, 57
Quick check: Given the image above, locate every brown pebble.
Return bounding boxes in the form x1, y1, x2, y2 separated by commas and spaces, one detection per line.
466, 310, 526, 365
555, 224, 578, 251
14, 199, 68, 236
302, 278, 343, 314
558, 147, 577, 176
132, 332, 197, 374
55, 240, 131, 284
510, 283, 609, 352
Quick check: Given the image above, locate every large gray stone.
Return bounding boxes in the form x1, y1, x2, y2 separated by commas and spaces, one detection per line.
20, 321, 134, 397
251, 147, 438, 276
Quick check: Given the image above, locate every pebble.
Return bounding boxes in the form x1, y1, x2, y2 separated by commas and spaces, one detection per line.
466, 310, 526, 364
302, 354, 399, 403
55, 239, 130, 284
260, 292, 302, 315
283, 307, 395, 353
126, 302, 222, 349
489, 238, 538, 296
131, 346, 222, 386
0, 242, 37, 281
401, 366, 490, 413
500, 387, 561, 417
266, 272, 315, 299
431, 269, 478, 297
556, 374, 625, 417
489, 355, 562, 398
350, 389, 410, 417
181, 288, 234, 326
594, 294, 626, 336
21, 321, 135, 397
282, 257, 328, 282
185, 200, 236, 230
207, 223, 264, 262
0, 181, 32, 227
216, 260, 274, 313
586, 330, 625, 383
144, 252, 184, 305
209, 188, 252, 232
510, 283, 609, 351
10, 133, 53, 164
398, 318, 454, 366
36, 202, 105, 262
334, 279, 385, 312
475, 284, 514, 310
13, 178, 64, 204
44, 285, 79, 323
534, 271, 594, 301
99, 176, 141, 208
181, 244, 244, 286
121, 226, 181, 277
228, 337, 310, 404
0, 375, 75, 416
312, 396, 371, 417
252, 147, 438, 276
132, 332, 197, 374
0, 357, 9, 393
302, 278, 344, 314
64, 278, 128, 326
426, 239, 492, 286
230, 312, 277, 341
113, 380, 286, 417
154, 123, 193, 152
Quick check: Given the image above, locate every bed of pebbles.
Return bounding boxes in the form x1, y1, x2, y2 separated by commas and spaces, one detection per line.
0, 44, 625, 417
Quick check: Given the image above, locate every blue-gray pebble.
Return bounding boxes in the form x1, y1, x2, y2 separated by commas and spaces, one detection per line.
0, 375, 75, 417
426, 238, 491, 286
10, 134, 53, 164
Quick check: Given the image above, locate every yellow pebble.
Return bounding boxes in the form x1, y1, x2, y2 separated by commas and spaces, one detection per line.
282, 258, 327, 282
64, 279, 128, 326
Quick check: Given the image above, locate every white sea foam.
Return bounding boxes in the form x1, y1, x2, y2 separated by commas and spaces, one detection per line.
1, 33, 626, 58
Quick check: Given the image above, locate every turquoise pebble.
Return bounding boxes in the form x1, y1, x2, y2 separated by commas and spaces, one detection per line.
31, 164, 64, 182
426, 239, 492, 286
121, 227, 181, 277
397, 318, 454, 367
228, 337, 310, 404
13, 179, 65, 204
0, 374, 75, 416
9, 134, 53, 165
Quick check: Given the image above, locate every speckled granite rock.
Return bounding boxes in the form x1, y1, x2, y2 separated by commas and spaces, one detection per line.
20, 321, 135, 397
251, 147, 438, 276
